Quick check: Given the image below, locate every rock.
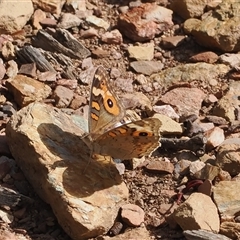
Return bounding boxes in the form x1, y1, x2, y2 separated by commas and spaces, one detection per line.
101, 29, 123, 45
213, 81, 240, 122
32, 9, 46, 30
183, 3, 240, 52
128, 42, 154, 61
80, 28, 99, 38
159, 87, 205, 120
118, 3, 173, 42
86, 15, 110, 30
130, 61, 163, 75
32, 0, 65, 14
197, 179, 212, 197
169, 0, 207, 19
121, 92, 152, 111
145, 160, 174, 174
39, 18, 57, 28
1, 41, 15, 60
193, 163, 220, 181
205, 127, 225, 150
6, 60, 18, 78
6, 75, 52, 107
151, 63, 230, 88
37, 71, 57, 82
57, 79, 77, 90
220, 222, 240, 239
110, 68, 121, 79
174, 159, 191, 177
121, 204, 144, 227
153, 105, 179, 121
6, 102, 128, 240
115, 77, 133, 92
53, 85, 74, 108
57, 13, 82, 29
216, 138, 240, 176
161, 36, 186, 49
153, 113, 182, 135
184, 229, 231, 240
69, 94, 87, 110
189, 51, 219, 64
92, 48, 110, 58
213, 181, 240, 220
18, 63, 37, 78
172, 192, 220, 232
219, 53, 240, 70
205, 115, 228, 125
81, 57, 93, 70
189, 160, 205, 176
0, 0, 34, 34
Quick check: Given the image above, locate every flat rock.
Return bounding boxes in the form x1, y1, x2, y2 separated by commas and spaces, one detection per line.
0, 0, 34, 34
121, 204, 144, 227
172, 192, 220, 232
32, 0, 65, 14
216, 138, 240, 175
130, 61, 163, 75
213, 181, 240, 220
205, 127, 225, 150
128, 42, 154, 61
151, 63, 229, 88
6, 75, 52, 107
6, 102, 128, 240
159, 87, 205, 119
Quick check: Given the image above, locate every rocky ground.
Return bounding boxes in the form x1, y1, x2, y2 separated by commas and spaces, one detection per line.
0, 0, 240, 239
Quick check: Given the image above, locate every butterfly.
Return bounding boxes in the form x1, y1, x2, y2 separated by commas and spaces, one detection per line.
87, 66, 161, 159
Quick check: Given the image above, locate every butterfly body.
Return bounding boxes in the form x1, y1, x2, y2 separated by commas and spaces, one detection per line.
87, 66, 161, 159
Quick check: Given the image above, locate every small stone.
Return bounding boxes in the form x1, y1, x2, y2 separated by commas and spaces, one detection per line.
121, 204, 145, 227
32, 9, 46, 30
57, 13, 82, 29
161, 36, 185, 49
57, 79, 78, 90
153, 105, 179, 121
101, 29, 123, 44
145, 160, 174, 174
53, 85, 74, 108
92, 48, 110, 58
198, 179, 212, 196
37, 71, 57, 82
81, 57, 93, 70
189, 160, 205, 176
205, 127, 225, 150
115, 77, 133, 92
32, 0, 64, 14
190, 51, 219, 64
79, 28, 99, 38
6, 60, 18, 78
128, 42, 154, 61
18, 63, 37, 78
69, 94, 87, 110
1, 41, 15, 60
220, 222, 240, 239
193, 163, 220, 181
110, 68, 121, 79
39, 18, 57, 27
130, 61, 163, 75
86, 15, 110, 30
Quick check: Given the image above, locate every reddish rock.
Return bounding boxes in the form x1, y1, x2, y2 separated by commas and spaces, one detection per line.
121, 204, 145, 227
146, 160, 174, 174
32, 9, 46, 30
190, 51, 219, 64
118, 3, 173, 42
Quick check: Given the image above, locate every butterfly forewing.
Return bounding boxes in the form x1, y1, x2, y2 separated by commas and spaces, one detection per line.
89, 66, 125, 140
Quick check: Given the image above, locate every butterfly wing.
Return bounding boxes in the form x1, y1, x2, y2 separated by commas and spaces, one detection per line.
92, 118, 161, 159
89, 66, 125, 140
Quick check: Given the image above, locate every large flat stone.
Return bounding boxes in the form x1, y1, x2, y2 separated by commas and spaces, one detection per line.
6, 102, 128, 240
